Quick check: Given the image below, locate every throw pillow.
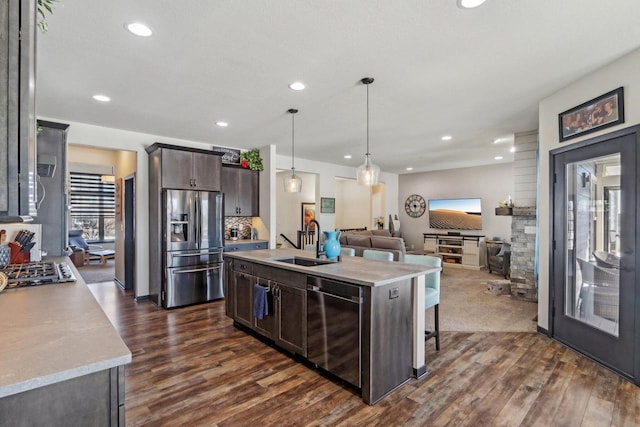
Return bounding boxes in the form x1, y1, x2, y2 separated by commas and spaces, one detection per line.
497, 242, 510, 257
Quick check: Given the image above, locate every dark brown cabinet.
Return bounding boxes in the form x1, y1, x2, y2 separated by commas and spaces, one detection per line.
0, 366, 125, 426
228, 260, 307, 356
224, 240, 268, 252
161, 148, 221, 191
0, 0, 37, 219
221, 166, 259, 217
275, 283, 307, 355
233, 270, 255, 328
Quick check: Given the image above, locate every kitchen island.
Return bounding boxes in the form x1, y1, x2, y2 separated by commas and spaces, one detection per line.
0, 257, 131, 426
224, 248, 438, 404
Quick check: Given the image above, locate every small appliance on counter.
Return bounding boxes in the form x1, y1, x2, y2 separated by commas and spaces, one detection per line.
230, 226, 239, 241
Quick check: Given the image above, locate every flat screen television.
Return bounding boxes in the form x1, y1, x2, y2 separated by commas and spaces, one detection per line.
428, 198, 482, 230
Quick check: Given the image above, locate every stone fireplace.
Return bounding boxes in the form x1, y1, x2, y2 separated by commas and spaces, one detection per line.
510, 207, 537, 301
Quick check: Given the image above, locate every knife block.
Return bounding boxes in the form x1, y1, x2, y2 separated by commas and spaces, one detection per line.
8, 242, 30, 264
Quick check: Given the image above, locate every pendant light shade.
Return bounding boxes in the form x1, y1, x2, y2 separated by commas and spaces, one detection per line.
356, 77, 380, 186
284, 108, 302, 192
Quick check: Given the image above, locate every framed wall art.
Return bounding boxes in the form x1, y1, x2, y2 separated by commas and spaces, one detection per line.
301, 203, 316, 230
559, 87, 624, 142
320, 197, 335, 213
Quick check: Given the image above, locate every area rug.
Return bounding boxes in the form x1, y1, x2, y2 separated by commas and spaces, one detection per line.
76, 259, 116, 284
426, 267, 538, 333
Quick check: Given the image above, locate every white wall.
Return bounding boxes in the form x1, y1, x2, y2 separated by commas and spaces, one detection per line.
335, 178, 372, 230
277, 154, 399, 234
398, 163, 514, 252
538, 47, 640, 330
276, 171, 316, 247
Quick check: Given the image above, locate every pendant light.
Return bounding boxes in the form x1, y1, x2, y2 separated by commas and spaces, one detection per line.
284, 108, 302, 192
356, 77, 380, 186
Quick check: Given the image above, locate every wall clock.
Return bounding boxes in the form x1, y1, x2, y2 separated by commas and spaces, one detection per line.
405, 194, 426, 218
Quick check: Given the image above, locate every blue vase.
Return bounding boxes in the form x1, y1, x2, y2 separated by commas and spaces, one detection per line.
323, 231, 341, 260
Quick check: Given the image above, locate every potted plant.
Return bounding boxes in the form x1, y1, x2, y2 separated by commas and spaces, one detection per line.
240, 149, 264, 171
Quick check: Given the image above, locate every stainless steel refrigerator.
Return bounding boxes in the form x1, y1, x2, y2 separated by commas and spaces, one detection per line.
163, 189, 224, 308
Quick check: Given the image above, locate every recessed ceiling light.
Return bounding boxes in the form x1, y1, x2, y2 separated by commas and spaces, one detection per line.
510, 147, 516, 153
441, 135, 452, 141
344, 154, 352, 159
92, 94, 111, 102
493, 138, 502, 144
215, 121, 228, 127
406, 167, 413, 171
126, 22, 153, 37
494, 156, 503, 160
457, 0, 487, 9
289, 81, 306, 91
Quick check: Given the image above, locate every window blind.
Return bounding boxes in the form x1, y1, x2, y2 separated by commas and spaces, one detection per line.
69, 172, 115, 217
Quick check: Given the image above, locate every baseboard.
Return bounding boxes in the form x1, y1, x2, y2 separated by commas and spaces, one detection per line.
413, 365, 427, 379
113, 277, 125, 289
135, 295, 150, 302
537, 325, 550, 336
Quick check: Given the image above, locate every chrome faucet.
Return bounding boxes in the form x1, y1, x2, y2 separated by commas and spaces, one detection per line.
305, 219, 326, 259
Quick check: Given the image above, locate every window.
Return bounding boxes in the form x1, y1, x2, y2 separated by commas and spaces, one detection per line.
69, 172, 115, 242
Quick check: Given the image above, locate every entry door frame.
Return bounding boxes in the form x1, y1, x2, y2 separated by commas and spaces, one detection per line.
124, 174, 136, 293
549, 124, 640, 385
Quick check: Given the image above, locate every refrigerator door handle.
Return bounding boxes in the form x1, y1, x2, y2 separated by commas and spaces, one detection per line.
174, 265, 221, 274
194, 192, 200, 248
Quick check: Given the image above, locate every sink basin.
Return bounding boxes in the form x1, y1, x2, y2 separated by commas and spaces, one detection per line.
272, 256, 335, 267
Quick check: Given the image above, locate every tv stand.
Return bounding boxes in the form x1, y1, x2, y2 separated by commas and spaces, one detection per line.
423, 232, 484, 269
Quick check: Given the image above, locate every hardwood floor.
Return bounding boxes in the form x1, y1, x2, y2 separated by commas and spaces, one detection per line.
89, 283, 640, 427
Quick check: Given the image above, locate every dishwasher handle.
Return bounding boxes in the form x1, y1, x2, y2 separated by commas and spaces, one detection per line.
307, 285, 363, 304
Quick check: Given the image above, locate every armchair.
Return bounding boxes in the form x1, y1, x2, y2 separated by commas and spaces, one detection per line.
487, 241, 510, 278
68, 229, 115, 266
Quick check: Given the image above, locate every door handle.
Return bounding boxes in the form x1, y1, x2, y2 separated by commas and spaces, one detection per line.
175, 265, 221, 274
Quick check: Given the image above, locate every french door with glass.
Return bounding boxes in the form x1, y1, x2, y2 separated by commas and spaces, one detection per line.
551, 129, 638, 381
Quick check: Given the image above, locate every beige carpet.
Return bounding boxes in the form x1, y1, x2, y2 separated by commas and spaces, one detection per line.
425, 267, 538, 332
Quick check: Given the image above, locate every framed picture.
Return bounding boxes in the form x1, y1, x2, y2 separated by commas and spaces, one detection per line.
301, 203, 316, 230
211, 146, 241, 165
320, 197, 335, 213
559, 87, 624, 142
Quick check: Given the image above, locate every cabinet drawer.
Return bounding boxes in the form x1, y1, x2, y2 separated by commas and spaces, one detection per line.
253, 265, 306, 289
233, 260, 254, 275
225, 241, 268, 252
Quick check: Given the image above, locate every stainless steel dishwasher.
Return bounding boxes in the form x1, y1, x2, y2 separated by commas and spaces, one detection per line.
307, 276, 363, 388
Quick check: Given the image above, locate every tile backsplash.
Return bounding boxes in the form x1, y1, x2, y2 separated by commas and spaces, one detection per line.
225, 217, 253, 240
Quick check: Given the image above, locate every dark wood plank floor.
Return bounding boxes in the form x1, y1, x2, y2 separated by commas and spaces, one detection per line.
89, 283, 640, 427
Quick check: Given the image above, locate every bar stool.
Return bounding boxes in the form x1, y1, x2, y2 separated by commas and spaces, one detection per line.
404, 254, 442, 350
363, 249, 394, 262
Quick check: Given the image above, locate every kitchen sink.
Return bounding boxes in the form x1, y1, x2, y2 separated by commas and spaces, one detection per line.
272, 256, 336, 267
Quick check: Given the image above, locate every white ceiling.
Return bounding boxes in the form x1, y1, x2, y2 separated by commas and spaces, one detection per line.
36, 0, 640, 174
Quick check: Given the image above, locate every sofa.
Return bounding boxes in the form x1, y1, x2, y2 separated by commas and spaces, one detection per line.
339, 230, 406, 261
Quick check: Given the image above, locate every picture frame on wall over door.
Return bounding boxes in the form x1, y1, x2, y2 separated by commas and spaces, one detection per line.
559, 87, 624, 142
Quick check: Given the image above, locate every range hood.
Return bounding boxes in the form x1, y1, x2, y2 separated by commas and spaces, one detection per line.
37, 154, 57, 178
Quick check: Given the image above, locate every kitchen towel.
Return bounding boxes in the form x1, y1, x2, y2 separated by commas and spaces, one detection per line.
253, 283, 268, 320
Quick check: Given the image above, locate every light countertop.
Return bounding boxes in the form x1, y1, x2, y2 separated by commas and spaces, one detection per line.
0, 257, 131, 399
224, 239, 268, 244
223, 248, 438, 287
